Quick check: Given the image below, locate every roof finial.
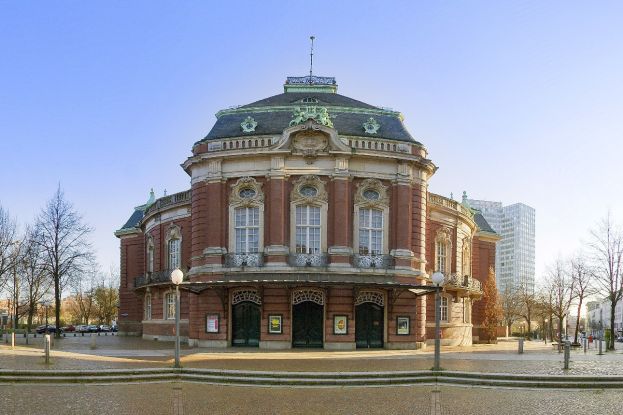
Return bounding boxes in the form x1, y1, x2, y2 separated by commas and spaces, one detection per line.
309, 35, 315, 80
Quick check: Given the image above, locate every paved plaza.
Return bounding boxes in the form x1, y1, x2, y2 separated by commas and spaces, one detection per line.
2, 335, 623, 414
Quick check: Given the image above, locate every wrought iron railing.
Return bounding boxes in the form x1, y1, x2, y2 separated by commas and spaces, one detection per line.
224, 253, 264, 268
288, 253, 329, 267
134, 269, 187, 288
445, 273, 482, 292
352, 254, 394, 269
144, 189, 192, 217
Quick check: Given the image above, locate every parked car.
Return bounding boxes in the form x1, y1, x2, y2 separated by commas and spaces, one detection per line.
111, 325, 118, 332
35, 325, 59, 334
87, 325, 99, 333
61, 325, 76, 332
99, 325, 111, 332
75, 325, 89, 333
616, 336, 623, 343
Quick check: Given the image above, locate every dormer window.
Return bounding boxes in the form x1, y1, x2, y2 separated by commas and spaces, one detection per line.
300, 186, 318, 197
239, 188, 257, 199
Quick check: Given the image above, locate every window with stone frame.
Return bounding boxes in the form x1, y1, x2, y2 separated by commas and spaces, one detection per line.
358, 208, 383, 255
440, 296, 449, 322
168, 239, 180, 270
234, 207, 260, 253
295, 205, 321, 254
144, 294, 152, 320
147, 242, 154, 273
165, 292, 176, 320
435, 241, 447, 273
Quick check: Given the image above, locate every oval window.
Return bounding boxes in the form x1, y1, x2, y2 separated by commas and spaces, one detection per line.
363, 190, 380, 200
300, 186, 318, 197
239, 188, 256, 199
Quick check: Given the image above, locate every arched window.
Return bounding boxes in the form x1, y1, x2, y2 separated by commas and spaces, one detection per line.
296, 205, 321, 254
165, 224, 182, 270
228, 177, 264, 257
434, 228, 452, 274
461, 237, 471, 276
358, 208, 383, 255
436, 242, 447, 273
144, 294, 152, 320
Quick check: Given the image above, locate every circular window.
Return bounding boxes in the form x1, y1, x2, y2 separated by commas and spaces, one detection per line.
363, 190, 380, 200
300, 186, 318, 197
239, 188, 257, 199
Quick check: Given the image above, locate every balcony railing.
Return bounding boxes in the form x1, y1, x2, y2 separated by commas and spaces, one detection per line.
445, 274, 482, 292
144, 189, 192, 217
288, 253, 329, 267
352, 254, 394, 269
134, 269, 187, 288
225, 253, 264, 268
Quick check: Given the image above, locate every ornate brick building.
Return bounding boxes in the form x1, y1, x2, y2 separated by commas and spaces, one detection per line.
115, 75, 498, 349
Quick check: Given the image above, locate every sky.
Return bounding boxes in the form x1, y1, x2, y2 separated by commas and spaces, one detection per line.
1, 1, 622, 284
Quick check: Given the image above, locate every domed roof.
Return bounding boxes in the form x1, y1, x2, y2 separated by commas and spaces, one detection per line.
198, 76, 420, 145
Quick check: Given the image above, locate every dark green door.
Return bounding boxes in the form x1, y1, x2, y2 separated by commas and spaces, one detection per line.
292, 301, 323, 348
356, 303, 384, 348
232, 301, 260, 347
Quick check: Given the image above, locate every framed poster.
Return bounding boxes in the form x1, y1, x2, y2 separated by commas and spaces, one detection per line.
333, 315, 348, 335
206, 314, 219, 333
397, 316, 410, 335
268, 314, 282, 334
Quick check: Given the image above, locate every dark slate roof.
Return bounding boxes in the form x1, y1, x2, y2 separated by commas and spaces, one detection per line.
241, 92, 378, 110
474, 212, 496, 234
119, 208, 144, 230
199, 91, 420, 144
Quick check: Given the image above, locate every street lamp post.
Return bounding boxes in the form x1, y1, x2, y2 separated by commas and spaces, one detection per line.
432, 271, 445, 372
170, 269, 183, 369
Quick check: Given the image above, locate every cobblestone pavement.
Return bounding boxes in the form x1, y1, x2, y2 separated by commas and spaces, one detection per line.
1, 334, 622, 376
1, 382, 621, 415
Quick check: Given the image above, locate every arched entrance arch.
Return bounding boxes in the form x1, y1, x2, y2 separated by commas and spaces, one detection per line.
231, 289, 261, 347
292, 289, 324, 348
355, 291, 384, 348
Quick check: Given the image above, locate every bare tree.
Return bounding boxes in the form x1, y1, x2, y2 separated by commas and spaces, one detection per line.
19, 226, 52, 335
0, 206, 17, 292
517, 284, 537, 339
500, 284, 522, 337
570, 254, 593, 345
545, 259, 576, 346
34, 186, 94, 337
589, 214, 623, 350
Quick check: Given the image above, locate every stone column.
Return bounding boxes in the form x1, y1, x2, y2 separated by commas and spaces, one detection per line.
411, 175, 428, 273
391, 162, 415, 270
191, 181, 208, 268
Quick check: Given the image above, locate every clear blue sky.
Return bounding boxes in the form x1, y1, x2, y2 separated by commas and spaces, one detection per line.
1, 1, 622, 281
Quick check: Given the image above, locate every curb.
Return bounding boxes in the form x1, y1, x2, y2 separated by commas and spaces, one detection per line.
0, 368, 621, 389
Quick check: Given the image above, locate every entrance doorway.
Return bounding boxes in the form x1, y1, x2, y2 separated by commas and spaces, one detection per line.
356, 302, 384, 348
232, 301, 260, 347
292, 301, 323, 348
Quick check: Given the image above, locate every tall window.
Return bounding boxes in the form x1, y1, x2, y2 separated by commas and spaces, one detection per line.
168, 239, 180, 270
359, 208, 383, 255
165, 292, 175, 320
440, 296, 448, 322
435, 242, 447, 273
144, 294, 152, 320
147, 244, 154, 273
296, 205, 321, 254
235, 207, 259, 253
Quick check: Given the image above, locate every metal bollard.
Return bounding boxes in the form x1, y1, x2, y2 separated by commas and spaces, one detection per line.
598, 339, 603, 355
90, 335, 97, 350
584, 338, 587, 354
44, 334, 50, 364
563, 342, 570, 369
518, 338, 524, 354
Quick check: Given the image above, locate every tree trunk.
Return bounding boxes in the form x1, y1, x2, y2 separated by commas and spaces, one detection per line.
574, 298, 583, 345
610, 302, 617, 350
54, 276, 61, 339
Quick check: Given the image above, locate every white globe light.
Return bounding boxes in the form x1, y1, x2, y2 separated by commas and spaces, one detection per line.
431, 272, 444, 286
170, 269, 184, 285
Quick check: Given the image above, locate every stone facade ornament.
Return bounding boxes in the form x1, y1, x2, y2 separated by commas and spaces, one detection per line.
354, 179, 389, 208
231, 289, 262, 305
289, 106, 334, 128
362, 117, 380, 134
292, 288, 325, 305
230, 177, 264, 207
290, 175, 328, 205
240, 116, 258, 133
355, 291, 385, 307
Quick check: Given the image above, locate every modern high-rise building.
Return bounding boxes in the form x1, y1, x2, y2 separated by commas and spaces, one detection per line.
466, 196, 535, 293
